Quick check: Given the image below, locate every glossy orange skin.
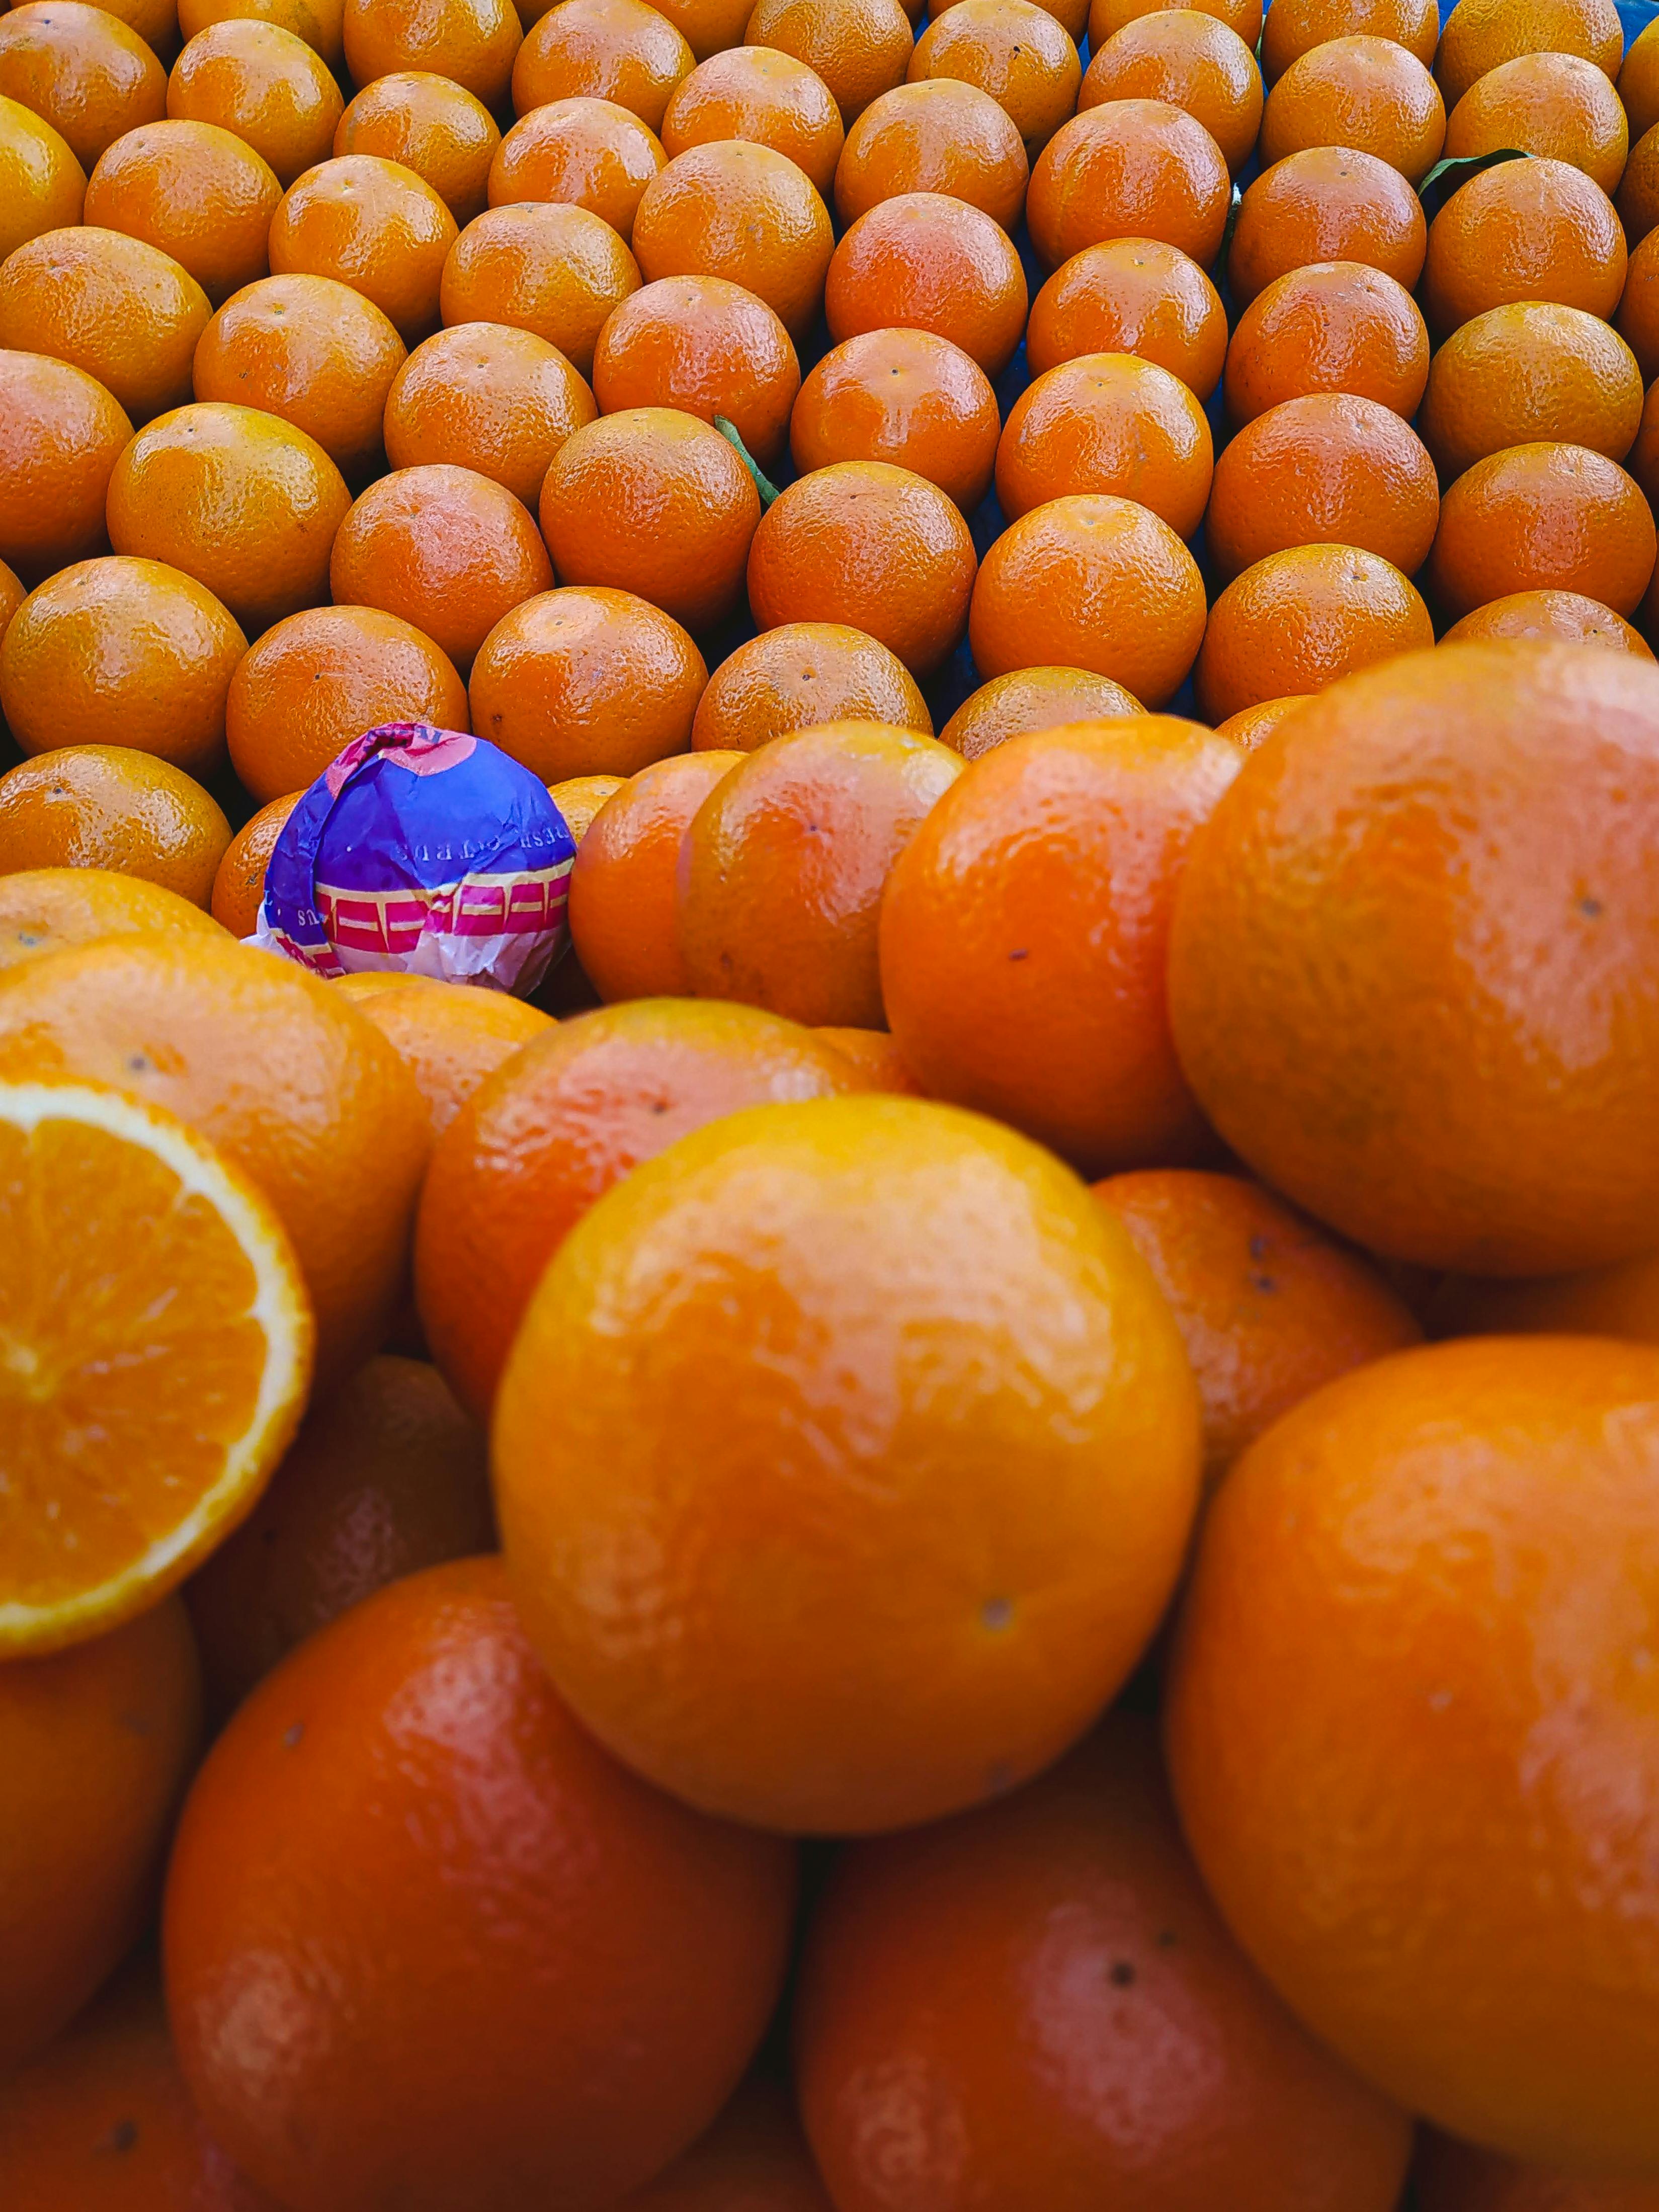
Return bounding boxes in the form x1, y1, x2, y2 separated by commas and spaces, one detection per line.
1026, 235, 1224, 394
0, 555, 23, 642
1224, 261, 1428, 426
329, 462, 553, 672
1435, 0, 1621, 109
210, 790, 300, 935
0, 1600, 201, 2076
1445, 51, 1628, 195
0, 223, 207, 424
0, 89, 87, 262
1619, 227, 1659, 383
165, 1556, 797, 2212
440, 200, 640, 377
619, 2076, 835, 2211
1424, 157, 1625, 337
0, 2, 164, 168
569, 747, 745, 997
0, 866, 228, 967
1440, 587, 1653, 657
385, 320, 595, 508
178, 0, 347, 69
343, 0, 521, 105
996, 350, 1212, 535
0, 745, 230, 902
749, 461, 977, 676
548, 771, 626, 841
691, 620, 932, 749
193, 271, 405, 474
1229, 144, 1426, 304
0, 347, 130, 582
938, 663, 1142, 756
1428, 443, 1656, 621
1027, 98, 1229, 269
834, 77, 1028, 228
593, 274, 799, 467
661, 44, 844, 193
1193, 543, 1432, 720
1260, 36, 1445, 181
1212, 691, 1310, 746
1080, 11, 1261, 172
791, 326, 1000, 510
812, 1021, 923, 1092
1423, 304, 1643, 479
468, 584, 707, 781
489, 95, 663, 239
350, 977, 553, 1135
166, 18, 342, 185
797, 1717, 1414, 2212
334, 72, 500, 224
540, 406, 762, 634
633, 139, 833, 342
824, 190, 1028, 374
1622, 16, 1659, 137
1416, 2133, 1659, 2212
969, 493, 1206, 707
743, 0, 912, 122
1617, 118, 1659, 242
881, 717, 1235, 1172
1262, 0, 1436, 80
907, 0, 1081, 161
1167, 1335, 1659, 2169
268, 152, 456, 342
512, 0, 694, 130
85, 117, 278, 302
1088, 0, 1258, 46
677, 719, 962, 1026
1207, 392, 1439, 583
413, 998, 855, 1416
226, 603, 468, 801
1094, 1168, 1421, 1485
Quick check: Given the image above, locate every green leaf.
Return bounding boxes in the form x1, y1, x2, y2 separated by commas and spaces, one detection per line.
714, 415, 781, 508
1417, 146, 1531, 215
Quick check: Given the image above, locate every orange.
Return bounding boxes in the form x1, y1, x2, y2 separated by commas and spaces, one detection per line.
84, 117, 278, 302
193, 271, 406, 475
1094, 1168, 1421, 1485
748, 459, 977, 675
1444, 50, 1627, 193
907, 0, 1082, 161
638, 0, 752, 59
1622, 15, 1659, 137
691, 620, 931, 749
1166, 1336, 1659, 2169
1080, 9, 1262, 172
0, 556, 23, 646
0, 2, 164, 171
568, 746, 744, 996
1195, 544, 1432, 720
548, 771, 626, 838
1, 555, 244, 772
742, 0, 912, 123
1429, 443, 1656, 620
539, 406, 761, 633
211, 792, 300, 933
0, 866, 228, 966
833, 77, 1028, 229
488, 95, 663, 240
1442, 587, 1653, 656
268, 152, 457, 343
677, 720, 962, 1026
797, 1718, 1414, 2210
226, 603, 467, 801
166, 18, 341, 184
494, 1093, 1201, 1832
329, 463, 553, 672
0, 90, 86, 262
810, 1023, 922, 1092
0, 347, 130, 583
178, 0, 345, 68
1223, 260, 1429, 426
106, 400, 349, 635
343, 0, 521, 107
414, 997, 855, 1416
0, 1074, 313, 1652
1027, 98, 1228, 268
660, 44, 844, 193
1258, 35, 1445, 181
1423, 156, 1625, 336
347, 971, 552, 1135
994, 350, 1213, 534
468, 585, 707, 781
880, 717, 1236, 1171
1416, 2134, 1659, 2212
1088, 0, 1259, 45
618, 2076, 835, 2211
1617, 117, 1659, 242
968, 493, 1206, 706
1026, 234, 1225, 393
0, 746, 230, 902
384, 320, 595, 508
938, 663, 1143, 756
1171, 642, 1659, 1271
791, 326, 1000, 510
1430, 1249, 1659, 1347
633, 139, 833, 341
440, 200, 640, 377
1213, 690, 1311, 745
512, 0, 694, 130
165, 1555, 797, 2212
1206, 392, 1439, 582
1262, 0, 1437, 80
1619, 225, 1659, 382
1229, 143, 1426, 304
0, 223, 210, 423
825, 189, 1029, 374
1421, 301, 1642, 479
333, 71, 497, 225
1436, 0, 1621, 110
592, 273, 800, 466
0, 1600, 200, 2071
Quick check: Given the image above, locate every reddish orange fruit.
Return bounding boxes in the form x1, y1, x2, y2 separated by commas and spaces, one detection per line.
825, 188, 1028, 373
1213, 691, 1311, 746
1423, 155, 1626, 337
907, 0, 1082, 161
633, 137, 833, 341
660, 43, 845, 193
791, 325, 1000, 510
742, 0, 913, 122
0, 745, 230, 903
0, 1, 165, 171
568, 746, 745, 997
994, 350, 1213, 535
1262, 0, 1437, 79
690, 620, 931, 749
1444, 50, 1628, 194
938, 663, 1143, 756
1224, 259, 1429, 425
1428, 443, 1655, 621
812, 1022, 922, 1092
0, 223, 209, 424
334, 69, 501, 224
0, 91, 87, 263
617, 2076, 835, 2212
343, 970, 553, 1136
211, 792, 300, 936
1259, 35, 1445, 181
593, 273, 800, 466
84, 117, 279, 303
1026, 233, 1225, 393
833, 76, 1028, 228
192, 271, 406, 475
1229, 142, 1427, 304
166, 19, 344, 186
1419, 302, 1644, 479
1435, 0, 1621, 110
439, 199, 641, 376
488, 94, 665, 239
382, 319, 596, 508
1080, 8, 1263, 171
1194, 543, 1432, 720
267, 151, 457, 342
0, 347, 131, 583
512, 0, 694, 130
1415, 2131, 1659, 2211
1440, 588, 1654, 656
1206, 392, 1440, 582
1027, 97, 1229, 268
342, 0, 522, 107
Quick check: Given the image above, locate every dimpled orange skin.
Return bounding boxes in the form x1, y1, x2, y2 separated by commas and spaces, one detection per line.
593, 274, 800, 467
1262, 0, 1437, 80
1087, 0, 1259, 48
791, 327, 1001, 510
193, 272, 406, 474
468, 585, 708, 782
0, 3, 164, 170
84, 119, 279, 302
0, 555, 245, 772
1027, 99, 1228, 270
691, 621, 932, 750
1617, 119, 1659, 242
512, 0, 694, 130
1421, 303, 1643, 479
1166, 1335, 1659, 2171
1624, 17, 1659, 136
825, 191, 1029, 375
1080, 12, 1262, 172
969, 494, 1207, 707
0, 868, 228, 968
1444, 51, 1627, 194
1416, 2132, 1659, 2212
938, 664, 1142, 757
1428, 444, 1656, 621
617, 2076, 836, 2212
879, 718, 1236, 1174
1212, 692, 1310, 746
268, 153, 457, 342
0, 746, 230, 902
548, 772, 626, 841
164, 1558, 798, 2212
1435, 0, 1621, 110
569, 747, 745, 997
1441, 588, 1653, 657
384, 321, 596, 508
633, 139, 833, 342
796, 1718, 1414, 2212
0, 92, 87, 262
1423, 157, 1626, 338
414, 998, 857, 1418
0, 347, 130, 582
179, 0, 347, 69
344, 0, 521, 106
440, 201, 640, 377
488, 96, 663, 239
995, 351, 1213, 536
743, 0, 912, 122
1206, 392, 1439, 584
1260, 36, 1445, 181
0, 225, 208, 424
166, 19, 344, 187
1229, 145, 1426, 305
661, 45, 845, 195
834, 77, 1028, 228
907, 0, 1082, 162
1026, 236, 1225, 393
211, 792, 300, 934
106, 400, 350, 635
1224, 262, 1428, 427
676, 720, 963, 1027
334, 72, 498, 225
358, 980, 554, 1135
494, 1094, 1202, 1834
1194, 544, 1432, 721
539, 407, 762, 635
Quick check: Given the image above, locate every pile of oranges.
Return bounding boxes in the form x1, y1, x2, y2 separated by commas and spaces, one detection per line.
4, 0, 1659, 2202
